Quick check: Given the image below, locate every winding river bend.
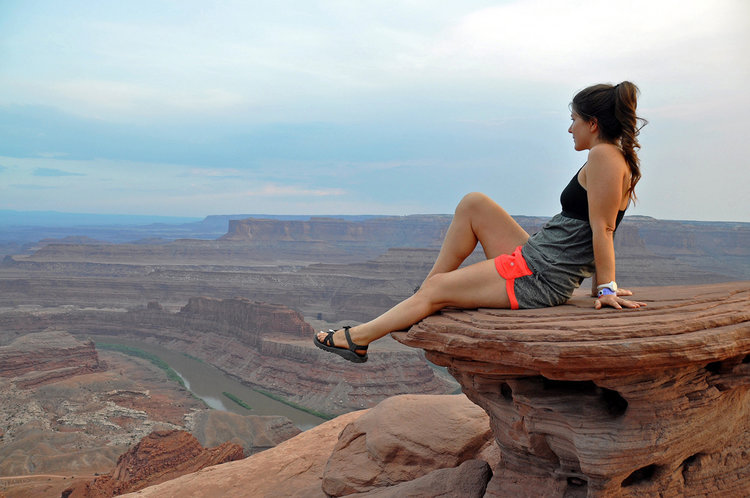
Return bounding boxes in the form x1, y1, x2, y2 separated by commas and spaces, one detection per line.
91, 336, 326, 431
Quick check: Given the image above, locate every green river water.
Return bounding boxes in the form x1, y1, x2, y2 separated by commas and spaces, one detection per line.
91, 336, 327, 431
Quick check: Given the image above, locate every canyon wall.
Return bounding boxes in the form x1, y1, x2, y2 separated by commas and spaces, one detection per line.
0, 298, 455, 417
0, 328, 304, 496
0, 331, 207, 478
0, 330, 104, 388
63, 429, 244, 497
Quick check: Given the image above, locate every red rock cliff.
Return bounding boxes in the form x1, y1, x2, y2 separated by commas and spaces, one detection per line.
178, 296, 314, 345
221, 216, 452, 247
394, 282, 750, 497
63, 429, 243, 497
0, 330, 104, 388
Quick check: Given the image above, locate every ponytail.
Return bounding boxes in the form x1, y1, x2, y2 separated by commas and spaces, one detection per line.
571, 81, 647, 203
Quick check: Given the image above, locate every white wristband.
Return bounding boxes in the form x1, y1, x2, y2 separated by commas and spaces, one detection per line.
596, 281, 617, 292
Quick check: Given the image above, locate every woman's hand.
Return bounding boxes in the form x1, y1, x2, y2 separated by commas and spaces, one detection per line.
595, 292, 647, 310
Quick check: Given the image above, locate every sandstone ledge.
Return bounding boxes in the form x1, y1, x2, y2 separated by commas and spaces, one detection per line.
393, 282, 750, 496
393, 282, 750, 381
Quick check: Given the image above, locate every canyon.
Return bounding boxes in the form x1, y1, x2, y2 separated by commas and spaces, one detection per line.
1, 213, 748, 496
0, 331, 299, 498
118, 282, 750, 497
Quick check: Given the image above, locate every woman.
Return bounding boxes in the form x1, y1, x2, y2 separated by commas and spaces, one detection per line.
315, 82, 647, 363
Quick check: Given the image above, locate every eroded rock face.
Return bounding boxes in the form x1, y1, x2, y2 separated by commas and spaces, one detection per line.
221, 216, 454, 248
347, 459, 493, 498
393, 282, 750, 497
0, 299, 456, 416
118, 395, 496, 498
0, 342, 209, 478
178, 296, 315, 343
188, 410, 301, 456
119, 410, 367, 498
321, 394, 493, 496
63, 429, 244, 497
0, 330, 103, 388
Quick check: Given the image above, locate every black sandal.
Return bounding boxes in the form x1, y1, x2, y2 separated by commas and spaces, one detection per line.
313, 326, 368, 363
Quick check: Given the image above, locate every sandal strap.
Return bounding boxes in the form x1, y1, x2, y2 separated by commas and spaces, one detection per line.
343, 326, 368, 354
320, 329, 336, 347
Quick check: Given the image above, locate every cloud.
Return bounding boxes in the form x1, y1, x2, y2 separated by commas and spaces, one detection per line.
431, 0, 742, 83
187, 168, 243, 179
10, 184, 56, 190
46, 79, 248, 119
0, 164, 7, 173
33, 167, 85, 177
246, 184, 346, 198
36, 152, 69, 158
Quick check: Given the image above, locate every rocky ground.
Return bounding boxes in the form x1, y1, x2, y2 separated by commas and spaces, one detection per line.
0, 331, 301, 498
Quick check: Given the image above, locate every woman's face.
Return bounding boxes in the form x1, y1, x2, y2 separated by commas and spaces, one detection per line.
568, 112, 597, 151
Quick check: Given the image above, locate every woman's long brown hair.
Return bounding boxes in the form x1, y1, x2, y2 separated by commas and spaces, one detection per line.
572, 81, 647, 203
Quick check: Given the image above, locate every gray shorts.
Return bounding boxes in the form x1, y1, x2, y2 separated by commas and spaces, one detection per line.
513, 270, 575, 309
496, 214, 595, 309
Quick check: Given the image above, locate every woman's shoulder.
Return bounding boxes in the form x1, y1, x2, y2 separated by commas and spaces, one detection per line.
585, 144, 627, 173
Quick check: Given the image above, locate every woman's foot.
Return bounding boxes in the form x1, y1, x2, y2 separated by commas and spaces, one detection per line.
314, 326, 369, 363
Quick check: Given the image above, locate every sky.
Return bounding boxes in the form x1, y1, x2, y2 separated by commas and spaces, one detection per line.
1, 0, 748, 222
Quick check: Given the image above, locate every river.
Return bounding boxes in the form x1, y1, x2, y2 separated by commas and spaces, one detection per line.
91, 336, 326, 431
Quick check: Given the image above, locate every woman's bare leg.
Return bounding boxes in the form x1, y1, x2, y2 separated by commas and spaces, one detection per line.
316, 192, 528, 354
316, 258, 510, 351
425, 192, 530, 280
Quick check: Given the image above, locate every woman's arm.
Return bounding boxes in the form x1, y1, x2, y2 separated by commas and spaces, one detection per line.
585, 145, 645, 310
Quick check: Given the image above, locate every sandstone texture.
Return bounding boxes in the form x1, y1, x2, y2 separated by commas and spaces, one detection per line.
121, 394, 494, 498
347, 459, 492, 498
121, 410, 366, 498
63, 429, 244, 497
394, 282, 750, 497
321, 394, 492, 496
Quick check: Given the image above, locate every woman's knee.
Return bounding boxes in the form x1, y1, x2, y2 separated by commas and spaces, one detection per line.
455, 192, 494, 218
418, 273, 452, 310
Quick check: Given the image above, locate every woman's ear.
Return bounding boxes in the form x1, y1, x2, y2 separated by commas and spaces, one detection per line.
589, 118, 599, 133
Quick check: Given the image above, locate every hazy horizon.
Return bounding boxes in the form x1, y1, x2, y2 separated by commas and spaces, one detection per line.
1, 1, 748, 222
3, 208, 749, 228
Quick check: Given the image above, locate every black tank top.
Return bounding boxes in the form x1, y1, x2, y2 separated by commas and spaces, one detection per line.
560, 168, 625, 227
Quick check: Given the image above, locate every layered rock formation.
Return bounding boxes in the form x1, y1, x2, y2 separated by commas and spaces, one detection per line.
188, 410, 301, 456
0, 298, 455, 416
3, 215, 746, 325
166, 297, 455, 416
178, 296, 315, 344
0, 330, 104, 388
0, 333, 209, 478
63, 429, 244, 497
220, 215, 454, 248
119, 394, 495, 498
394, 282, 750, 496
0, 329, 307, 496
